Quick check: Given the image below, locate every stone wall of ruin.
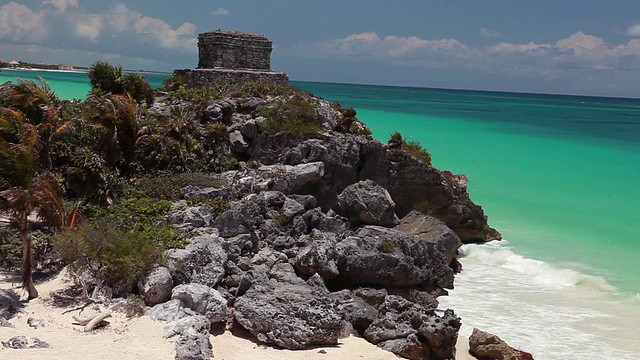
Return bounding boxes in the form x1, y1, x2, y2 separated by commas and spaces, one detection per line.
174, 68, 289, 88
198, 31, 272, 70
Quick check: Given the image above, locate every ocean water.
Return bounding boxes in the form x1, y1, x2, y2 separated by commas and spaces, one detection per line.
2, 70, 639, 359
0, 68, 168, 99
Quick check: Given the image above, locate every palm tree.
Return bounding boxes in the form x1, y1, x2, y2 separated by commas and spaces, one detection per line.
2, 78, 76, 169
0, 108, 66, 299
88, 61, 124, 94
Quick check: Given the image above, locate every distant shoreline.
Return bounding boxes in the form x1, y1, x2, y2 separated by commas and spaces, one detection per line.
1, 67, 171, 75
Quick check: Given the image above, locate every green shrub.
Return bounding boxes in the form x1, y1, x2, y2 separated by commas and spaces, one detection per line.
54, 220, 164, 287
0, 227, 21, 269
378, 239, 395, 253
186, 196, 230, 217
161, 75, 188, 92
131, 173, 226, 200
258, 95, 322, 134
388, 132, 432, 165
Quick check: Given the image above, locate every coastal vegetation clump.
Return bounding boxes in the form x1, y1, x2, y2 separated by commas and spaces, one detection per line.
388, 131, 432, 165
258, 94, 322, 134
88, 61, 155, 106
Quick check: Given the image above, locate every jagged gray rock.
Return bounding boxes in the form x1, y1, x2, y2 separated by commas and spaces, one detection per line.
171, 284, 229, 325
2, 336, 49, 349
27, 317, 44, 329
295, 230, 339, 280
364, 295, 461, 360
233, 281, 342, 350
331, 289, 378, 335
138, 266, 174, 306
165, 233, 228, 287
230, 130, 249, 153
336, 179, 399, 227
164, 314, 213, 360
147, 299, 197, 322
162, 204, 214, 230
396, 210, 463, 264
468, 328, 535, 360
335, 226, 454, 289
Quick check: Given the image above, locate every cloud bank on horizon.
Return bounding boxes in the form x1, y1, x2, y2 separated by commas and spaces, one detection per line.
2, 0, 640, 97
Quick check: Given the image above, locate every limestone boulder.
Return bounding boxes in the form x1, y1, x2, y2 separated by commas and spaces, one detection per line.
336, 179, 399, 227
138, 266, 174, 306
171, 284, 229, 325
233, 281, 342, 350
395, 210, 463, 263
335, 226, 454, 289
165, 234, 228, 287
468, 328, 535, 360
295, 230, 339, 280
364, 295, 461, 360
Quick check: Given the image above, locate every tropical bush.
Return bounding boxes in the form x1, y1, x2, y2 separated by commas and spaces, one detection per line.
54, 220, 164, 287
88, 61, 154, 105
258, 95, 322, 134
388, 131, 432, 165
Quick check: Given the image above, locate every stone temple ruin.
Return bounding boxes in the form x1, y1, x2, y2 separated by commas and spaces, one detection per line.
174, 30, 289, 87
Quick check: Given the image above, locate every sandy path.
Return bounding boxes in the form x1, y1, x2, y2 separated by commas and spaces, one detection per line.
0, 270, 475, 360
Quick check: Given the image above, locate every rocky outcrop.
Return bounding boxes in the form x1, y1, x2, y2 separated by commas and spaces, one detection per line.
165, 233, 227, 287
336, 179, 399, 227
334, 226, 454, 289
138, 266, 174, 306
396, 210, 463, 263
171, 284, 229, 325
164, 314, 213, 360
135, 85, 506, 360
364, 296, 461, 360
468, 328, 534, 360
2, 336, 49, 349
233, 281, 343, 349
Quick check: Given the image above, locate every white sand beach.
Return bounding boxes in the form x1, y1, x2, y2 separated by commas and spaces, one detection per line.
0, 270, 476, 360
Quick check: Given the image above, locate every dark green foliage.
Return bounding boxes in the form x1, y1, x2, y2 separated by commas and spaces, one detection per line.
403, 141, 432, 165
210, 153, 239, 173
131, 172, 225, 200
388, 131, 432, 165
161, 75, 188, 92
259, 95, 322, 134
388, 131, 404, 147
88, 61, 124, 94
0, 227, 21, 268
186, 196, 230, 217
122, 73, 155, 106
341, 107, 357, 118
88, 62, 154, 105
54, 219, 164, 287
378, 239, 395, 253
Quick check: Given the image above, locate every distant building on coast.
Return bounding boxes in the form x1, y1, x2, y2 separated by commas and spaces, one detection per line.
58, 63, 74, 71
8, 60, 20, 69
174, 30, 288, 88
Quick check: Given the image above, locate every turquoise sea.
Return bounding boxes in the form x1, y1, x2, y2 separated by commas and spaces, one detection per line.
2, 70, 639, 359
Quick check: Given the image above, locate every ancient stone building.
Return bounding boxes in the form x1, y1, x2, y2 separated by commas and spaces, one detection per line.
174, 30, 288, 88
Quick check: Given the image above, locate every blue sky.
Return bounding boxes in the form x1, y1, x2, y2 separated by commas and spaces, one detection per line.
2, 1, 640, 97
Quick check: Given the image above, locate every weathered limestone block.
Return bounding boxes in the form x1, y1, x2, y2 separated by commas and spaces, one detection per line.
198, 31, 272, 70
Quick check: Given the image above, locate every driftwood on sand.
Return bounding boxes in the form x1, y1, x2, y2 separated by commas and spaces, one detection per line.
72, 312, 112, 332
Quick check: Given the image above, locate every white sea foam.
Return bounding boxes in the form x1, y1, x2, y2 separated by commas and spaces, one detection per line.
439, 241, 640, 360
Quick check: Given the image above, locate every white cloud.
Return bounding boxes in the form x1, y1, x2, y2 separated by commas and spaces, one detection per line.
41, 0, 77, 14
480, 28, 502, 39
627, 24, 640, 37
0, 1, 198, 68
291, 31, 640, 81
0, 2, 47, 42
211, 7, 230, 16
74, 14, 102, 42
